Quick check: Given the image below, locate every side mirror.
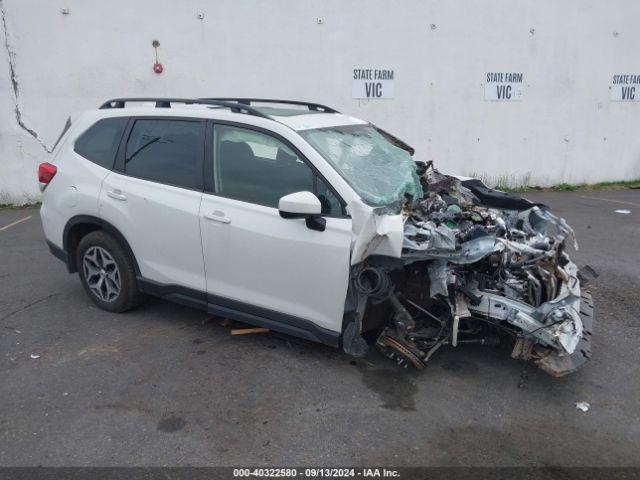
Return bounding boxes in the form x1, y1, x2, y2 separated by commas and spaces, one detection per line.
278, 191, 326, 232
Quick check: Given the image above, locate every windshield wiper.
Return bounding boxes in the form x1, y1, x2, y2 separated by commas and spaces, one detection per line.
126, 136, 161, 163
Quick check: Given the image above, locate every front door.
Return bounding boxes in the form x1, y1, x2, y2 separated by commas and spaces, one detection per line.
200, 123, 352, 336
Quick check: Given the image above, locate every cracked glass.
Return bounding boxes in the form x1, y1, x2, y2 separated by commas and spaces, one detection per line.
300, 124, 423, 206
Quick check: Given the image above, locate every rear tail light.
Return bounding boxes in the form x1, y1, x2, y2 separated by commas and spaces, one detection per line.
38, 162, 57, 191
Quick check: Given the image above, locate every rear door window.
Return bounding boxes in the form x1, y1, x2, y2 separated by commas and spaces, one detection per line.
74, 117, 128, 169
124, 119, 203, 190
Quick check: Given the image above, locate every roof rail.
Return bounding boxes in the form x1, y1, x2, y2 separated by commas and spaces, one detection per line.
200, 98, 340, 114
98, 97, 271, 119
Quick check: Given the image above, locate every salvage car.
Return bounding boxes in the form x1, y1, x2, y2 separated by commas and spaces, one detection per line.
39, 98, 593, 376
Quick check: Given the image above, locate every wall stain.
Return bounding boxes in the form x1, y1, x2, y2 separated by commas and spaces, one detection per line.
0, 0, 51, 153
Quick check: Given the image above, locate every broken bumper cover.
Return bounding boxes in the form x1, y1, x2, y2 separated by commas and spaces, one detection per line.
535, 291, 594, 377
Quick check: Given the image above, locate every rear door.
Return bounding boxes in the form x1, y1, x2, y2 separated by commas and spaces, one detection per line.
99, 117, 207, 293
200, 122, 352, 336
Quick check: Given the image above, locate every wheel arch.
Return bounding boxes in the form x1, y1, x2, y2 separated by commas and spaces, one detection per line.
63, 215, 140, 275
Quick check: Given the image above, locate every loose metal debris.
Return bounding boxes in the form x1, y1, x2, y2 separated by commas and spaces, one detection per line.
343, 162, 594, 376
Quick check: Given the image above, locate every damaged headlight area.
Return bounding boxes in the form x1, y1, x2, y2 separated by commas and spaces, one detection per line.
345, 163, 594, 376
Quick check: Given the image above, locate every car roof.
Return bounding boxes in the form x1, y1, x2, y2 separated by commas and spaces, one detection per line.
268, 111, 367, 131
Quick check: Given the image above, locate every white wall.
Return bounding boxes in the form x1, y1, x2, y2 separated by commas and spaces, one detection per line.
1, 0, 639, 204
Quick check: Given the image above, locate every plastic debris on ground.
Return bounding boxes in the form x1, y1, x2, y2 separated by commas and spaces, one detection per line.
614, 209, 631, 214
575, 401, 590, 412
30, 354, 40, 359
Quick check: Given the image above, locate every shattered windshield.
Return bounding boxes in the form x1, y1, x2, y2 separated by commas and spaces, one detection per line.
300, 124, 423, 206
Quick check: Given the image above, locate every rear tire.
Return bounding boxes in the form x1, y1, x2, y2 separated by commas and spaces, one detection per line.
76, 230, 142, 312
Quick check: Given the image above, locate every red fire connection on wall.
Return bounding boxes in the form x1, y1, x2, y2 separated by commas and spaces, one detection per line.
152, 40, 163, 74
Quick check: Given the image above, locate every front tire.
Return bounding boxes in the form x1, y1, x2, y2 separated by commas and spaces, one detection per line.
76, 230, 142, 312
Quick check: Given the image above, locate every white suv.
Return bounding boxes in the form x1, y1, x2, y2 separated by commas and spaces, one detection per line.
40, 98, 593, 376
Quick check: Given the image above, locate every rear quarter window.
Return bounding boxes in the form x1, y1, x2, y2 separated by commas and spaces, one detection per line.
74, 117, 128, 169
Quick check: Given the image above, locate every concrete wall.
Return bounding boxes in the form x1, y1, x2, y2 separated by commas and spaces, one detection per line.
1, 0, 639, 204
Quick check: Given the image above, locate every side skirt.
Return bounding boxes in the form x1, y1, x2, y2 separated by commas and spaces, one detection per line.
137, 277, 340, 348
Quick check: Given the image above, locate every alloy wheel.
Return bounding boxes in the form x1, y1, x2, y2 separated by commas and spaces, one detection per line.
82, 246, 121, 302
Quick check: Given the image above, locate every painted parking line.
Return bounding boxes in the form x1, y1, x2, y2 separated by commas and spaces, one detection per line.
0, 215, 32, 232
579, 195, 640, 208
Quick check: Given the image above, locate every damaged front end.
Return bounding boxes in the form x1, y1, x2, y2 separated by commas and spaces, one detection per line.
344, 163, 594, 377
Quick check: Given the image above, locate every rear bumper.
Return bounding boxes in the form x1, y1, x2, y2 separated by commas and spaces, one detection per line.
536, 291, 594, 377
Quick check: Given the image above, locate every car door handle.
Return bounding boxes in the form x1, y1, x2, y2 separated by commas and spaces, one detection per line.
204, 211, 231, 224
106, 189, 127, 201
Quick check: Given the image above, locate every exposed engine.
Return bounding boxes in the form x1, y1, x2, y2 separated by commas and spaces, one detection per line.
345, 162, 593, 376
